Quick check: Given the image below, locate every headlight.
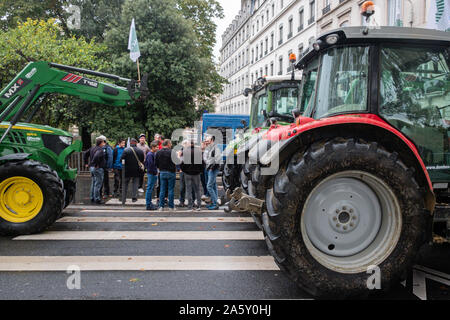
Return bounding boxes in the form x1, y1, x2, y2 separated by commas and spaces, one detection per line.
59, 136, 73, 145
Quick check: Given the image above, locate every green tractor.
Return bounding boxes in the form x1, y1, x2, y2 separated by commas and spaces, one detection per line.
227, 24, 450, 298
222, 66, 302, 203
0, 61, 147, 236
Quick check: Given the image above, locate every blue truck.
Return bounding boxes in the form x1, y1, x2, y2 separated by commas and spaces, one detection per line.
201, 113, 250, 165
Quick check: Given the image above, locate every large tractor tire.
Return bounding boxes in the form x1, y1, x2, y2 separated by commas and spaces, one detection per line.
240, 158, 251, 193
0, 160, 64, 236
222, 163, 240, 195
264, 138, 427, 298
63, 180, 76, 210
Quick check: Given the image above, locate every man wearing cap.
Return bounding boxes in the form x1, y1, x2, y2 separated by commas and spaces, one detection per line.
137, 134, 151, 193
120, 138, 145, 202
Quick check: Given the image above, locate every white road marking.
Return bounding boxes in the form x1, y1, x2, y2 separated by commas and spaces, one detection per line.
78, 209, 225, 213
57, 217, 254, 223
13, 231, 264, 241
0, 256, 279, 271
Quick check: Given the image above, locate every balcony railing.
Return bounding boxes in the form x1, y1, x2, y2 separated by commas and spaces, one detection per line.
322, 4, 331, 15
298, 24, 304, 32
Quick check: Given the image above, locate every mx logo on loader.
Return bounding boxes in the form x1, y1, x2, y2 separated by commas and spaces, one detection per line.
1, 78, 30, 99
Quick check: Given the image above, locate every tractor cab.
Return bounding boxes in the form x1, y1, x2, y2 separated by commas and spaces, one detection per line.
296, 26, 450, 194
249, 74, 302, 130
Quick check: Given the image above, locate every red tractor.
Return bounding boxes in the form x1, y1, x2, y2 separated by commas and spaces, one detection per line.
231, 25, 450, 298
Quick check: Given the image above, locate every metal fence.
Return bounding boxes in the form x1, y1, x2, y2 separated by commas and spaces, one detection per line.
68, 152, 89, 173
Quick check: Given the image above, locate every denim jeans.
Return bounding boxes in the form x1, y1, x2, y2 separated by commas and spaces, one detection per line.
90, 167, 104, 202
201, 169, 209, 197
206, 169, 219, 206
145, 174, 157, 207
159, 171, 176, 208
185, 174, 202, 209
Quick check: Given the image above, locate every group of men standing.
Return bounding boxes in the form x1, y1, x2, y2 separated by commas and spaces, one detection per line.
84, 133, 221, 211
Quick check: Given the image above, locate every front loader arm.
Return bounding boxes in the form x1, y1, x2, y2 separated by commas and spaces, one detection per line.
0, 61, 148, 123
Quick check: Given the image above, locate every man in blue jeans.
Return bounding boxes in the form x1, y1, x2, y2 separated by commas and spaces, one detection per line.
144, 141, 159, 210
203, 135, 220, 210
84, 137, 106, 204
155, 139, 178, 211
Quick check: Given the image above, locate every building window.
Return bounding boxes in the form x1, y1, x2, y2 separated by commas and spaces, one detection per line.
256, 46, 259, 61
266, 9, 269, 22
272, 3, 275, 16
322, 0, 331, 15
280, 0, 284, 9
257, 20, 259, 32
298, 8, 304, 31
278, 56, 283, 75
270, 32, 274, 51
270, 61, 274, 76
278, 24, 283, 45
265, 37, 268, 54
288, 16, 293, 39
308, 0, 315, 24
298, 44, 304, 58
261, 15, 264, 27
387, 0, 402, 26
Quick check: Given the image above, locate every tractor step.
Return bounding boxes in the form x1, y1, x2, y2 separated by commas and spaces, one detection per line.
434, 204, 450, 242
224, 187, 265, 214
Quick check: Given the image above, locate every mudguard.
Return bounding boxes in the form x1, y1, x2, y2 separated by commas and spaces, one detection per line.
0, 153, 31, 163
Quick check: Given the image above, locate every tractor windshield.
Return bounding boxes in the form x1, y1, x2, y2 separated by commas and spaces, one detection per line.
309, 46, 370, 119
272, 85, 301, 118
250, 90, 268, 128
379, 45, 450, 181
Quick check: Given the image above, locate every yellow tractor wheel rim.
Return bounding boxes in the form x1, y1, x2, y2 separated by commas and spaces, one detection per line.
0, 177, 44, 223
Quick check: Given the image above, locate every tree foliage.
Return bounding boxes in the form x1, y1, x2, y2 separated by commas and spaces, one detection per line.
0, 19, 107, 130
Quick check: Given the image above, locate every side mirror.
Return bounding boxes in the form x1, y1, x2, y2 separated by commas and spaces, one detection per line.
243, 88, 252, 97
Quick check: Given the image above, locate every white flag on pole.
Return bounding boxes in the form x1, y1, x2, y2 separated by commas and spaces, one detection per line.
128, 18, 141, 62
427, 0, 450, 31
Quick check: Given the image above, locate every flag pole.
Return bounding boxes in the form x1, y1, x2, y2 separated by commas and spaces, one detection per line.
137, 58, 141, 83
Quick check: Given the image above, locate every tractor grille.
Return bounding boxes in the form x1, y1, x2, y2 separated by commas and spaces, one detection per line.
4, 131, 27, 145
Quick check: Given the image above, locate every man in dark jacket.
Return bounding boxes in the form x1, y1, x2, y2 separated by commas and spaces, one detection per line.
84, 136, 106, 204
180, 140, 204, 211
155, 139, 178, 211
120, 138, 144, 202
144, 141, 159, 210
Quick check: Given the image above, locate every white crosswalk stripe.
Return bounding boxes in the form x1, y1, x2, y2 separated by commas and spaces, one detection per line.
13, 230, 265, 241
0, 256, 279, 271
57, 216, 254, 223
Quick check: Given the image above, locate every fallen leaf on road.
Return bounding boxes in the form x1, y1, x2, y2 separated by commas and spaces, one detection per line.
129, 278, 139, 282
224, 244, 230, 248
151, 223, 158, 226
